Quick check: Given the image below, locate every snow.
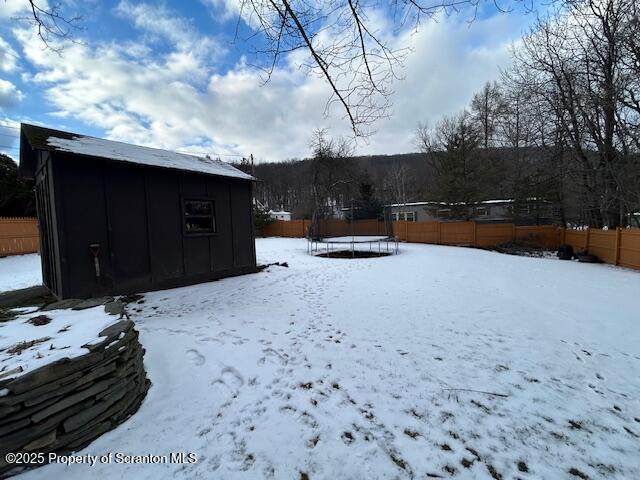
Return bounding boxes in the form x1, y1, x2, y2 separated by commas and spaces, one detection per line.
0, 307, 119, 381
46, 135, 253, 180
322, 235, 391, 243
11, 239, 640, 479
0, 254, 42, 293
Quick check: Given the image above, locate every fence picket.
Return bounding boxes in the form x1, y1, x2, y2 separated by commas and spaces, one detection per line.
0, 218, 39, 256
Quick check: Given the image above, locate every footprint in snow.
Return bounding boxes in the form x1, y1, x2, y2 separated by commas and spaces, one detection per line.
212, 366, 245, 398
186, 349, 206, 366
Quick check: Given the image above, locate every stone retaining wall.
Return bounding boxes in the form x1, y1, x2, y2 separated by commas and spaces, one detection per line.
0, 320, 150, 476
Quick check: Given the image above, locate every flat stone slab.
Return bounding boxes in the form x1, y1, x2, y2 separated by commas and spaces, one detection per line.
104, 300, 126, 316
42, 299, 82, 311
0, 285, 50, 308
72, 297, 114, 310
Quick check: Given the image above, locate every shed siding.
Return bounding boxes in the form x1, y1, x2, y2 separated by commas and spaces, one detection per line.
48, 152, 255, 299
105, 165, 151, 290
145, 170, 184, 282
230, 183, 254, 267
207, 179, 234, 273
34, 151, 63, 294
181, 174, 211, 277
57, 154, 113, 298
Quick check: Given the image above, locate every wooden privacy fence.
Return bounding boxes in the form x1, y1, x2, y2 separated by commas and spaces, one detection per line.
263, 219, 640, 270
263, 219, 312, 237
393, 221, 561, 250
0, 217, 39, 256
560, 227, 640, 270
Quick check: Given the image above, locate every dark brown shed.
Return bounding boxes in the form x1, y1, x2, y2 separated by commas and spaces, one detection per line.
19, 123, 257, 299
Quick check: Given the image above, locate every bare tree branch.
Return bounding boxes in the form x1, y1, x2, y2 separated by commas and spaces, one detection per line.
16, 1, 82, 52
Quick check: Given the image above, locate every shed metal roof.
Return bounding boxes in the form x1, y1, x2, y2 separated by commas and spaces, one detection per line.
20, 124, 254, 181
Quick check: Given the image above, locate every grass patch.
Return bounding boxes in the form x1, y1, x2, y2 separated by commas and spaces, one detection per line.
403, 428, 419, 439
28, 315, 52, 326
5, 336, 52, 355
568, 467, 590, 479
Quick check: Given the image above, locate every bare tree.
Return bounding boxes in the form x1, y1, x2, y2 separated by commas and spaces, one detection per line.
308, 128, 355, 212
509, 0, 639, 227
470, 81, 505, 148
16, 1, 82, 51
385, 161, 410, 204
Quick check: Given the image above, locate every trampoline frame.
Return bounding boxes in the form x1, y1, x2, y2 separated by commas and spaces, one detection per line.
306, 199, 399, 258
307, 235, 399, 257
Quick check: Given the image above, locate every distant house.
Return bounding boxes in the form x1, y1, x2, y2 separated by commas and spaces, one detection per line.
269, 210, 292, 221
388, 198, 556, 225
19, 124, 257, 299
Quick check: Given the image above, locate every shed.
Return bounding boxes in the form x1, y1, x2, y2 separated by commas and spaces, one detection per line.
19, 124, 257, 299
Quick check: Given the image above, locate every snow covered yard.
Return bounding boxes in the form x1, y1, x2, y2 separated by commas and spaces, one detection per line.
14, 238, 640, 480
0, 254, 42, 293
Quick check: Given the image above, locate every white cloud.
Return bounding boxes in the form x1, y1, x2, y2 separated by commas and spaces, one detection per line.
200, 0, 241, 20
0, 36, 19, 72
0, 0, 30, 18
0, 79, 23, 109
12, 10, 526, 161
114, 1, 225, 63
359, 14, 519, 155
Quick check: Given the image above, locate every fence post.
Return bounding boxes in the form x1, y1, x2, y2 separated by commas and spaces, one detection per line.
511, 223, 516, 243
614, 227, 621, 265
585, 227, 590, 252
472, 222, 477, 246
437, 221, 441, 245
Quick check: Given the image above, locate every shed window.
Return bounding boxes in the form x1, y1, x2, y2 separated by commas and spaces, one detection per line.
475, 207, 488, 216
405, 211, 417, 222
184, 199, 216, 234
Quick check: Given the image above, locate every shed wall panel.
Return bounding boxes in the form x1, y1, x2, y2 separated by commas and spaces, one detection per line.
57, 155, 113, 298
145, 170, 185, 282
105, 166, 151, 289
181, 174, 212, 276
207, 180, 234, 272
230, 183, 254, 267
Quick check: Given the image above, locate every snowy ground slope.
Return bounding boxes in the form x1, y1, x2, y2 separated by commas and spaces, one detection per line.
17, 239, 640, 480
0, 254, 42, 293
0, 307, 119, 381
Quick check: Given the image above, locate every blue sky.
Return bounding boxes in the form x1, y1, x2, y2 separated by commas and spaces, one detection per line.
0, 0, 539, 162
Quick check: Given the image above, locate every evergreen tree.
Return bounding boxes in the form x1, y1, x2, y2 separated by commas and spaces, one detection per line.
0, 154, 36, 217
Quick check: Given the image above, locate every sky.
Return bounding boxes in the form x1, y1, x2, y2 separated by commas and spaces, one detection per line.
0, 0, 539, 163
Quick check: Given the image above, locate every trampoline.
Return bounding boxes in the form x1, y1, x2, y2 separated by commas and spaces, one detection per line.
307, 200, 399, 258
